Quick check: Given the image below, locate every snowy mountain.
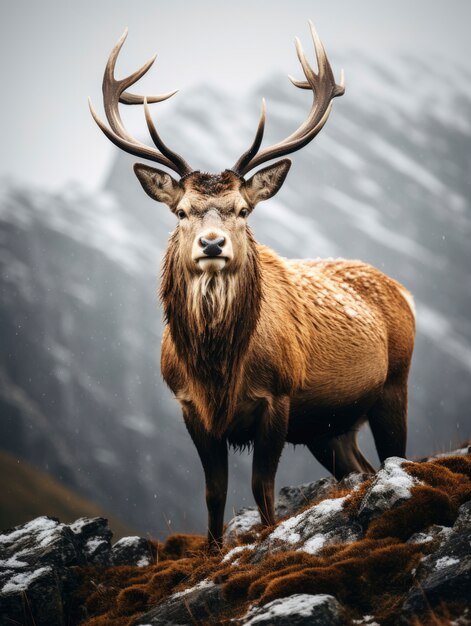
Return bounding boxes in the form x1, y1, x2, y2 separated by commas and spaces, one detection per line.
1, 51, 470, 537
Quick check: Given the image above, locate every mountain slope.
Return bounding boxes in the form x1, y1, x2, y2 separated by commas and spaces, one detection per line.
0, 451, 132, 539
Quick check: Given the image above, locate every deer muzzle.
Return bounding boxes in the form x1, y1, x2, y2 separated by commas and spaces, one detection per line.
192, 230, 233, 272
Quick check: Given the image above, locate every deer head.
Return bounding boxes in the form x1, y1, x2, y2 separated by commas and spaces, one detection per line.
89, 22, 345, 279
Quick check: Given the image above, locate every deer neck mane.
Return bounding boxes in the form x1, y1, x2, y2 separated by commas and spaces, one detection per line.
160, 230, 262, 437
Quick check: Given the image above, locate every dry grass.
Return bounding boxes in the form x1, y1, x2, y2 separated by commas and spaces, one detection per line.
76, 455, 471, 626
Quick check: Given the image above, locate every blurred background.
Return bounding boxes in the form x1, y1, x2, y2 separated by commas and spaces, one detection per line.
1, 0, 470, 539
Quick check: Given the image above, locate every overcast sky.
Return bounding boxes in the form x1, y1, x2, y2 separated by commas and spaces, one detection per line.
1, 0, 470, 191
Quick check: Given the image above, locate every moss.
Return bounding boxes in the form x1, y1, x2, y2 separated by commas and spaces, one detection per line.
157, 533, 207, 560
116, 586, 150, 615
367, 485, 456, 540
342, 479, 373, 514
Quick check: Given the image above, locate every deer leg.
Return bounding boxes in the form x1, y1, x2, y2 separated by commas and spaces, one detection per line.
252, 396, 289, 527
307, 426, 374, 479
367, 372, 408, 462
183, 409, 228, 551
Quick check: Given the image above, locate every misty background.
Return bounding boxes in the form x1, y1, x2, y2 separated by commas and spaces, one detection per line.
1, 1, 470, 538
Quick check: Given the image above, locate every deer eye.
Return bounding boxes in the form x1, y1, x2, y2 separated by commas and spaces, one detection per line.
176, 209, 187, 220
239, 208, 249, 218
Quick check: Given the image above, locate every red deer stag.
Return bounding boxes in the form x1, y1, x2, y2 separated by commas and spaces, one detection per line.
90, 23, 416, 549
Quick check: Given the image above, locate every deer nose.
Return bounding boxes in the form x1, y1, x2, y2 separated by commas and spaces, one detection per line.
200, 236, 225, 257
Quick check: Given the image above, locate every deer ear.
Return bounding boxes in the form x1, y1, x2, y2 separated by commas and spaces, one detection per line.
133, 163, 182, 208
243, 159, 291, 206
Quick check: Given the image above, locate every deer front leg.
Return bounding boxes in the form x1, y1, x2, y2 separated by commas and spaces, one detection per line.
183, 409, 228, 551
252, 395, 289, 527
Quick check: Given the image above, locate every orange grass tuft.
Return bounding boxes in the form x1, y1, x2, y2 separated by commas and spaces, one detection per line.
366, 485, 456, 540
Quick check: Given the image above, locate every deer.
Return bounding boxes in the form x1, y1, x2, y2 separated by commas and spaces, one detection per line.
89, 23, 416, 550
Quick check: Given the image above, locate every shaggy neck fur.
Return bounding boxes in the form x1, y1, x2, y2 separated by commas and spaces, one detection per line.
160, 229, 262, 437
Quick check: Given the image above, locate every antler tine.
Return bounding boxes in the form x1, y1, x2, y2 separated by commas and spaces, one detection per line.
289, 22, 344, 97
231, 99, 266, 176
308, 20, 331, 80
90, 29, 192, 176
294, 36, 317, 87
88, 98, 185, 175
105, 29, 176, 106
232, 22, 345, 177
120, 89, 178, 105
144, 98, 192, 174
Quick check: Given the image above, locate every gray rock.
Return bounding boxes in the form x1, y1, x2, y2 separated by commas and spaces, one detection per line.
70, 516, 112, 566
407, 524, 453, 546
0, 516, 152, 626
453, 500, 471, 533
414, 524, 471, 578
252, 492, 361, 563
225, 474, 366, 546
131, 580, 224, 625
337, 472, 371, 491
0, 516, 80, 570
224, 507, 261, 545
357, 457, 416, 523
0, 516, 107, 626
275, 477, 337, 519
111, 536, 154, 566
401, 526, 471, 621
240, 594, 345, 625
0, 565, 64, 626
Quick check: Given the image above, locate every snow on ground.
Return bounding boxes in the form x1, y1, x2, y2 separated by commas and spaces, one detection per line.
435, 556, 460, 570
222, 544, 255, 563
2, 567, 51, 594
224, 508, 261, 543
85, 538, 108, 554
270, 496, 346, 545
359, 457, 417, 517
0, 556, 29, 569
300, 534, 326, 555
0, 517, 60, 548
408, 526, 453, 545
170, 578, 215, 599
243, 594, 338, 624
112, 536, 142, 547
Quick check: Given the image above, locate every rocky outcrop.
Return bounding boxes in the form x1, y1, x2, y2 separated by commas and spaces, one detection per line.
400, 500, 471, 622
1, 449, 470, 626
0, 516, 153, 626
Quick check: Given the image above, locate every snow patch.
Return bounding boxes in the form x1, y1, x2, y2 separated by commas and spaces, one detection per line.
270, 497, 346, 545
69, 518, 90, 534
0, 556, 29, 569
435, 556, 460, 570
171, 578, 215, 599
244, 594, 337, 624
0, 517, 59, 548
300, 534, 326, 555
113, 536, 142, 547
85, 538, 107, 554
2, 567, 51, 594
222, 544, 255, 563
368, 457, 416, 501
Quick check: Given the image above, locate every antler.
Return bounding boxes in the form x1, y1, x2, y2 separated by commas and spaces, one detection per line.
232, 21, 345, 177
88, 29, 192, 177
